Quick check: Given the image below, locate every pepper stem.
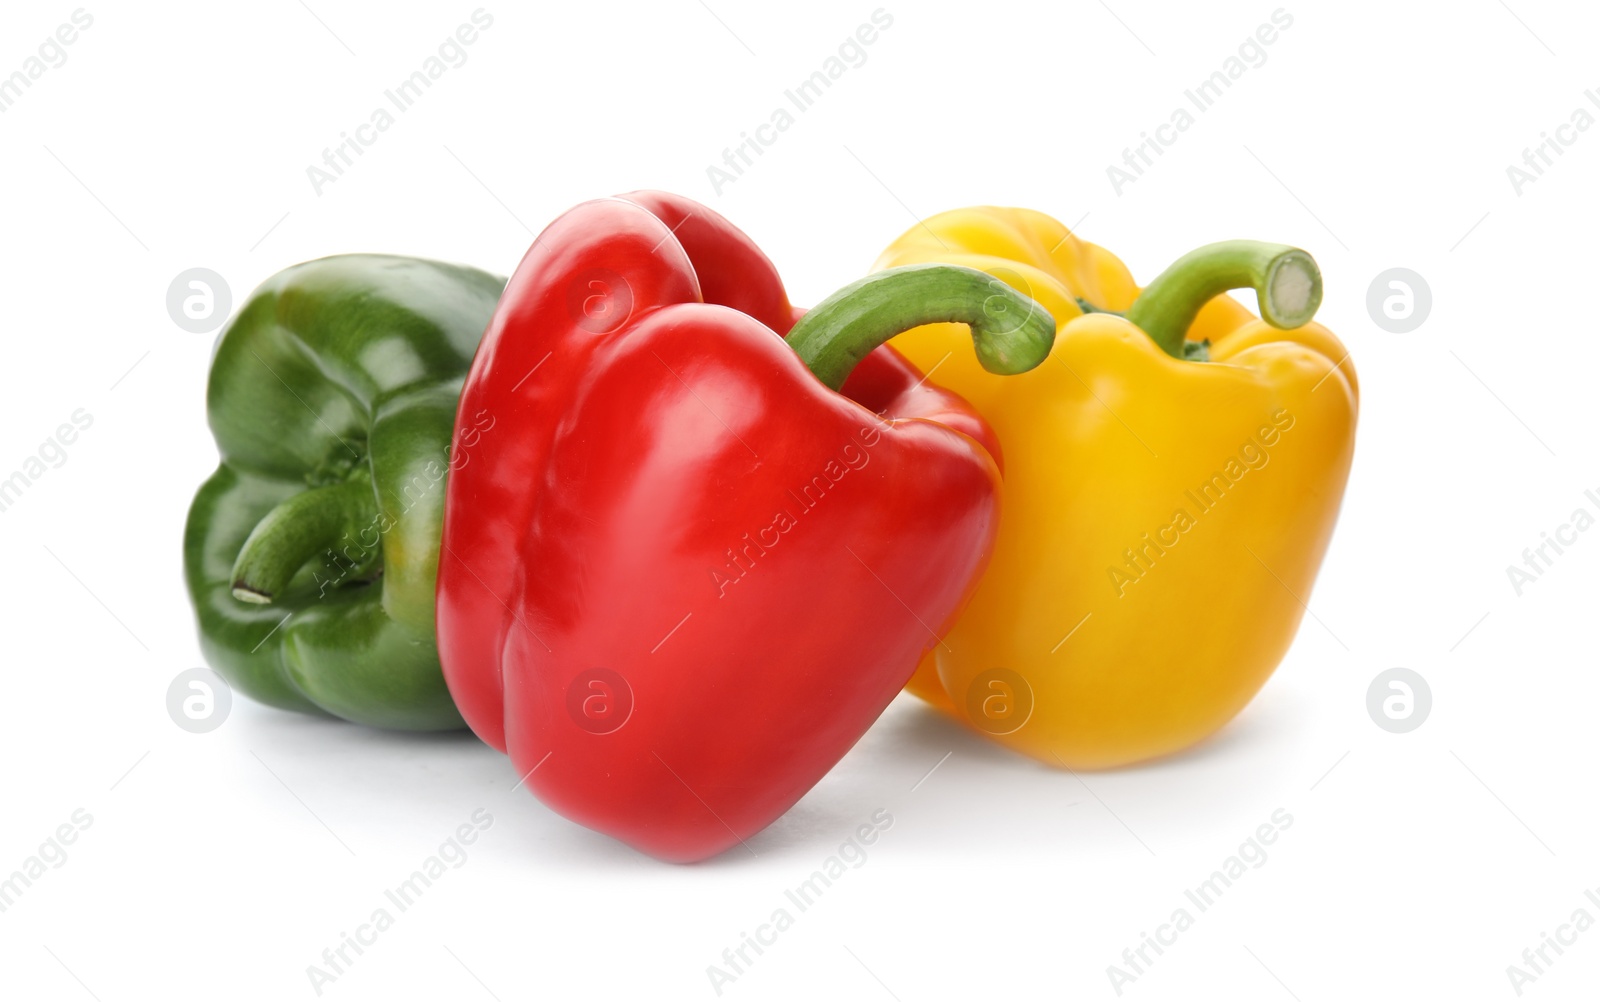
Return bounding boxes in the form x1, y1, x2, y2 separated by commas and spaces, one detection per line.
230, 471, 379, 604
1125, 241, 1322, 359
785, 264, 1056, 391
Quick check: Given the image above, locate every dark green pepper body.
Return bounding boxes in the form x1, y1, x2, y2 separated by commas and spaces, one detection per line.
184, 255, 502, 730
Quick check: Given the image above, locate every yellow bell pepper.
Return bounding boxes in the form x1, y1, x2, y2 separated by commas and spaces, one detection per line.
875, 208, 1358, 769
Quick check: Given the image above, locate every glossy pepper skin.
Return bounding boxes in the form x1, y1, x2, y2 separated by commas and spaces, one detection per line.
875, 207, 1358, 769
184, 255, 503, 730
436, 191, 1054, 862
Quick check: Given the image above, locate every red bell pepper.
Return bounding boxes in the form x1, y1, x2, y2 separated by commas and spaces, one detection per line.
436, 191, 1054, 862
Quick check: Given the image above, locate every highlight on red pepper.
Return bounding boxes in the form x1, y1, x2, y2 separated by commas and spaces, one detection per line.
435, 191, 1055, 862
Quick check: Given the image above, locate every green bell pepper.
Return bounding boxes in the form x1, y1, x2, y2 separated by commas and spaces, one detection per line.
183, 254, 503, 730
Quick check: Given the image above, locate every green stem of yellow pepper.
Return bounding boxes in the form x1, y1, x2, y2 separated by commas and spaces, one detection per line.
1126, 241, 1322, 359
786, 263, 1056, 391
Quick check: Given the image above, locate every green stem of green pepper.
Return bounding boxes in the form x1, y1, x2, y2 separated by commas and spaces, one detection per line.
785, 263, 1057, 392
230, 470, 379, 604
1125, 241, 1322, 359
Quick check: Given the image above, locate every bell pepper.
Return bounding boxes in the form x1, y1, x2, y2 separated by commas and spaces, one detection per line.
436, 191, 1055, 862
873, 207, 1358, 769
184, 255, 503, 730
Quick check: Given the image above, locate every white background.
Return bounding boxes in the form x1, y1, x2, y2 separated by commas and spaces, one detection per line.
2, 1, 1597, 999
